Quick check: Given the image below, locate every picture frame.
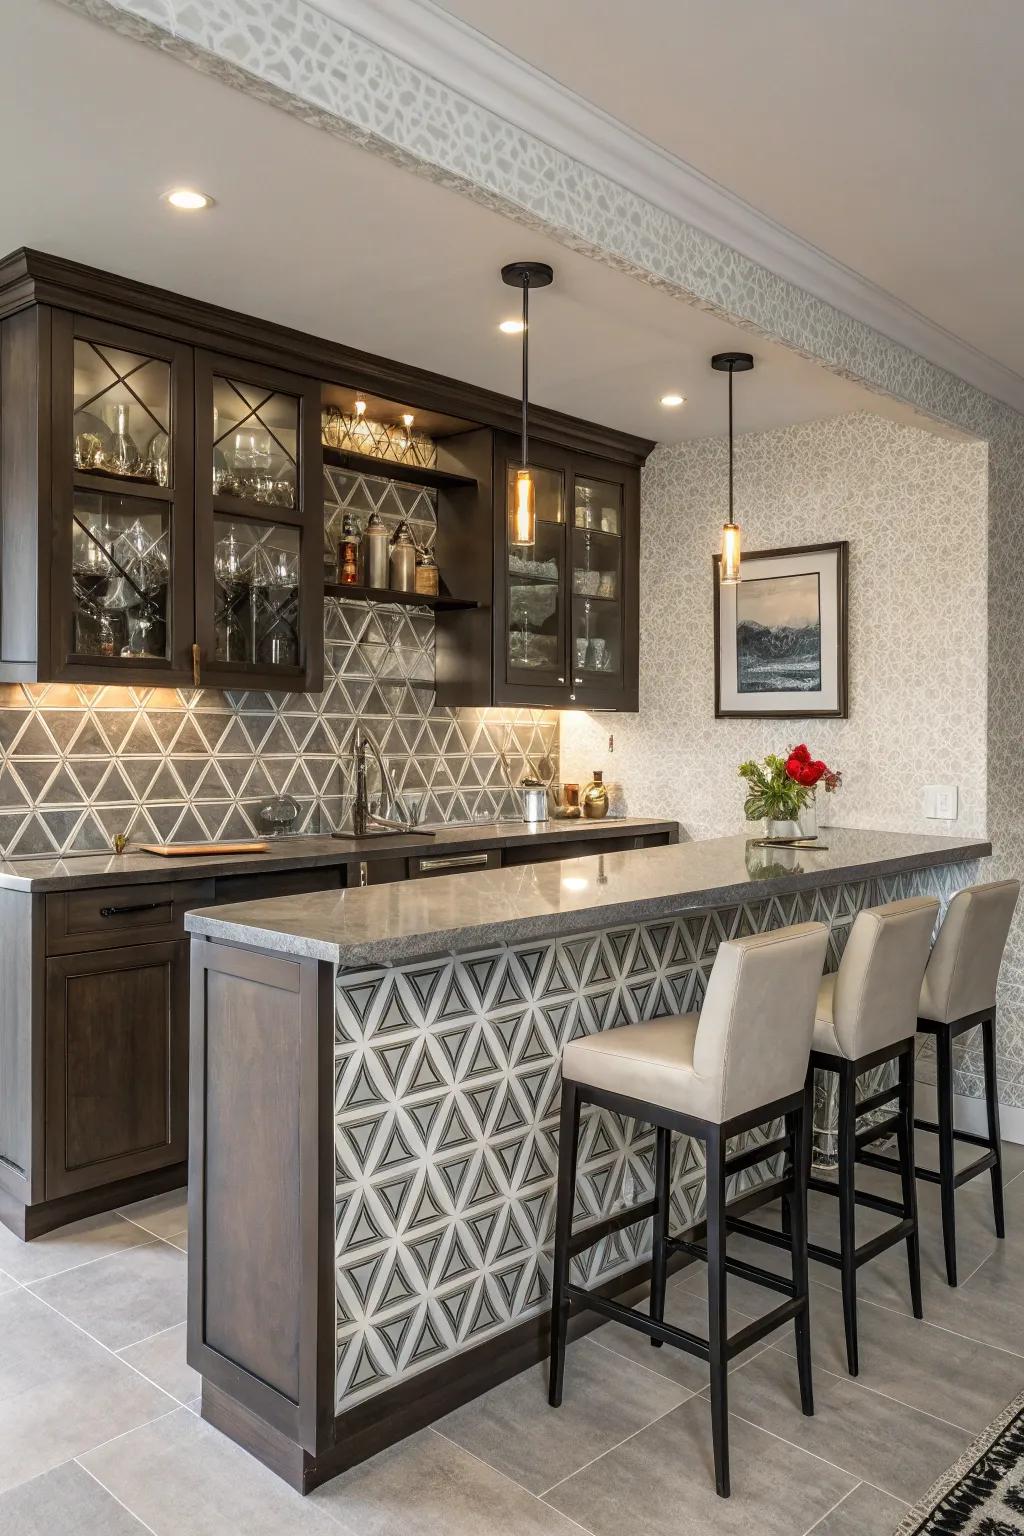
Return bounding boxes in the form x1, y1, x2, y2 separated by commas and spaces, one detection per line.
713, 540, 849, 718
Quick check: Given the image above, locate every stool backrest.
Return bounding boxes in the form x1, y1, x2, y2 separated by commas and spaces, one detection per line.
919, 880, 1020, 1024
831, 897, 938, 1058
693, 921, 829, 1122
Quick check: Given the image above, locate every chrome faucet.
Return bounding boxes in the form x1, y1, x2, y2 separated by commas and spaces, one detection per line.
350, 727, 434, 838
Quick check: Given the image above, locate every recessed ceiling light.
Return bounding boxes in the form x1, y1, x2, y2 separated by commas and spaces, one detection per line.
499, 318, 525, 334
660, 393, 685, 407
162, 188, 214, 211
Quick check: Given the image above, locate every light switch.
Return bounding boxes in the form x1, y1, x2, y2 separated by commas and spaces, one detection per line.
924, 784, 959, 820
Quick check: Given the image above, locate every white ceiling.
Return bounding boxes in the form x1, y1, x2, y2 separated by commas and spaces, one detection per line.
438, 0, 1024, 382
0, 0, 959, 445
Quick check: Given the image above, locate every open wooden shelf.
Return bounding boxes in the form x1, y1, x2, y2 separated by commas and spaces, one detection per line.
324, 582, 479, 612
322, 446, 477, 492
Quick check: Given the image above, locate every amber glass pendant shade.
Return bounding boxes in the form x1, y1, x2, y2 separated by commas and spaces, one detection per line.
513, 467, 536, 547
720, 519, 741, 584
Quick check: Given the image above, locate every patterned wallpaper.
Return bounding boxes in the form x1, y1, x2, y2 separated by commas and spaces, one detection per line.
64, 0, 1024, 1117
562, 413, 989, 842
0, 466, 557, 856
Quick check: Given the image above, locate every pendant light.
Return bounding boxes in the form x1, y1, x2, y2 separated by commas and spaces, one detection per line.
711, 350, 754, 584
501, 261, 554, 546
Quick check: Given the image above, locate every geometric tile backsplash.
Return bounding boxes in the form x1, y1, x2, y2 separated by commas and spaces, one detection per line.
0, 466, 557, 857
332, 859, 976, 1413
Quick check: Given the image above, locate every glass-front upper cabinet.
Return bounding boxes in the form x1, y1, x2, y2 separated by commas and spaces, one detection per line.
503, 450, 568, 701
194, 352, 323, 692
51, 314, 195, 684
494, 437, 638, 709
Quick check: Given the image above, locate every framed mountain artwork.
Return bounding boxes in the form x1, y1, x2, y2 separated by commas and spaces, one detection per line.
713, 541, 849, 718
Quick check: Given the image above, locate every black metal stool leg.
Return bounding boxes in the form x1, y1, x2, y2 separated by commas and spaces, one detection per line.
649, 1126, 671, 1348
786, 1102, 814, 1416
982, 1015, 1005, 1239
897, 1050, 923, 1318
548, 1080, 581, 1407
705, 1126, 730, 1498
837, 1065, 859, 1376
936, 1028, 958, 1286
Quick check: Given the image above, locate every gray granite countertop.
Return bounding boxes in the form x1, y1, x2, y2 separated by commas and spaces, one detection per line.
0, 818, 675, 893
184, 826, 991, 967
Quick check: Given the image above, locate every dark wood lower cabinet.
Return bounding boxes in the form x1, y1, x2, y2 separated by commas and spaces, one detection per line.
44, 939, 188, 1199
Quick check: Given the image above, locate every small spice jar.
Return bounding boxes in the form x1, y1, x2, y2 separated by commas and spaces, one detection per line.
337, 512, 360, 585
415, 550, 439, 597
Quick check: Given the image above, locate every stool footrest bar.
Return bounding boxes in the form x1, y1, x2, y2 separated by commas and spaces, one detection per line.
567, 1198, 659, 1259
808, 1218, 914, 1273
809, 1174, 905, 1218
562, 1285, 710, 1360
725, 1215, 792, 1253
855, 1084, 901, 1118
914, 1118, 994, 1151
726, 1297, 805, 1359
723, 1135, 789, 1177
954, 1150, 997, 1188
855, 1113, 901, 1151
668, 1235, 796, 1297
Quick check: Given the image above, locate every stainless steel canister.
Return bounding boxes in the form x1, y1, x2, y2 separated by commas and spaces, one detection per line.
521, 785, 549, 823
389, 521, 417, 593
363, 511, 389, 589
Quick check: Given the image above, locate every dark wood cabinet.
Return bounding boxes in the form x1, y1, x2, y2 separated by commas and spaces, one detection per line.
44, 938, 188, 1198
436, 432, 640, 709
194, 351, 323, 692
1, 252, 651, 705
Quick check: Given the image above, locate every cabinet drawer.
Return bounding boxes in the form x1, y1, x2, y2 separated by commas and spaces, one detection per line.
45, 879, 214, 955
501, 832, 669, 866
409, 848, 501, 879
214, 866, 341, 907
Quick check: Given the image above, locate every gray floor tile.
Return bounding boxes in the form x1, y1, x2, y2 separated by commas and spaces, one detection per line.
30, 1239, 186, 1351
312, 1427, 585, 1535
805, 1481, 907, 1536
772, 1278, 1023, 1432
0, 1266, 17, 1295
437, 1335, 689, 1495
0, 1459, 150, 1534
0, 1290, 170, 1493
80, 1407, 347, 1535
117, 1187, 188, 1240
591, 1277, 770, 1391
0, 1210, 149, 1285
710, 1346, 971, 1503
545, 1394, 857, 1536
118, 1322, 201, 1406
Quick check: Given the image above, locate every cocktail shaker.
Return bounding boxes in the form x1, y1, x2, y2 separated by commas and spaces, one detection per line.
363, 511, 389, 589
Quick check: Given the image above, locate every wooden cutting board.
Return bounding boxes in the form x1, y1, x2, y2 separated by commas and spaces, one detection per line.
138, 841, 269, 857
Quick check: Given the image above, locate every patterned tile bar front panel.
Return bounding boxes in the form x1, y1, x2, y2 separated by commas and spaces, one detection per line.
0, 467, 557, 855
332, 861, 976, 1412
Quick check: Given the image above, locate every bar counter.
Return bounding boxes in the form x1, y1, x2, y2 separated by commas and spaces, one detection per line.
183, 827, 989, 1492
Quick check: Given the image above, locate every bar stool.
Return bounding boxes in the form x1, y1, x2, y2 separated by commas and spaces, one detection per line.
863, 880, 1019, 1286
547, 920, 830, 1499
797, 896, 939, 1377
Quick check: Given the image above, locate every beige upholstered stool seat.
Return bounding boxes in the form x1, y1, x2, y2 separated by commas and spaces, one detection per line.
563, 1014, 701, 1116
918, 880, 1020, 1025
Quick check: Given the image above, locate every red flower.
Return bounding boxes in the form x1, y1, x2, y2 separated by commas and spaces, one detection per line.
798, 760, 828, 787
789, 744, 811, 764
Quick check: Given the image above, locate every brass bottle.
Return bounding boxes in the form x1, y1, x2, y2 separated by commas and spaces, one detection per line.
581, 769, 609, 820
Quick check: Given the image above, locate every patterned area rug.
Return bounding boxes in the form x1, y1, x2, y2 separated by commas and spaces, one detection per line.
896, 1390, 1024, 1533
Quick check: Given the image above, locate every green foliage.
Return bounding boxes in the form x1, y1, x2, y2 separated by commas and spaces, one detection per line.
737, 753, 810, 822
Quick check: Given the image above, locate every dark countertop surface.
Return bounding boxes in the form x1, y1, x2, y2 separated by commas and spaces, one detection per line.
185, 826, 991, 968
0, 817, 677, 893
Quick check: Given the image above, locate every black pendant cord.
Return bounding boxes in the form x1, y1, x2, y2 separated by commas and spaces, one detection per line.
727, 366, 734, 524
521, 277, 529, 467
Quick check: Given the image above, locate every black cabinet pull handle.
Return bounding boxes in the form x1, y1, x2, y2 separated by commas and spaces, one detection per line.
99, 901, 166, 918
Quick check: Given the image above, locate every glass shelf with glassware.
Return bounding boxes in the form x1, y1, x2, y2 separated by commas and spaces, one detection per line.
70, 491, 171, 662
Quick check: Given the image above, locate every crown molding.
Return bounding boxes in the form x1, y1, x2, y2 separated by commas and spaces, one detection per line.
320, 0, 1024, 417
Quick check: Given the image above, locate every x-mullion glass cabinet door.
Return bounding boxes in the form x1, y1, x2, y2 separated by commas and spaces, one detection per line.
494, 435, 571, 707
193, 352, 323, 692
50, 312, 195, 684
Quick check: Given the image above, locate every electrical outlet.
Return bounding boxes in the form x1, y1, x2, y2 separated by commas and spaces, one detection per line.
923, 784, 958, 820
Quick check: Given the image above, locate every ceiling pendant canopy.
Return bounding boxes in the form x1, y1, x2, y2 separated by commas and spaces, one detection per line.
711, 350, 754, 585
501, 261, 553, 547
